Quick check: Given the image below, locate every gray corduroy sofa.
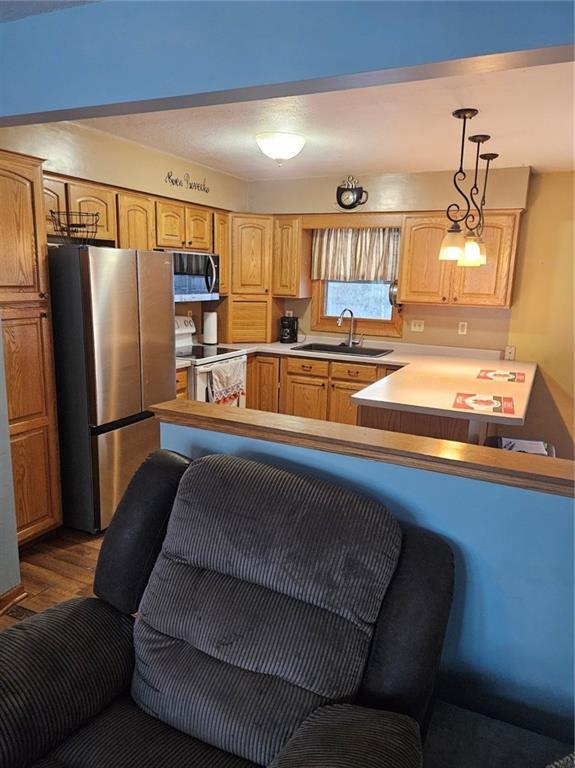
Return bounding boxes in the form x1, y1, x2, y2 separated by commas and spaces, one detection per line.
0, 451, 454, 768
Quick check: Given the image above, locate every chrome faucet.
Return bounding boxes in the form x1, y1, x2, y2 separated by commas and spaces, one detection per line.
337, 307, 361, 347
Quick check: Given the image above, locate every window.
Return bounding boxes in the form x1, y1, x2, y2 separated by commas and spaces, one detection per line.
324, 280, 393, 321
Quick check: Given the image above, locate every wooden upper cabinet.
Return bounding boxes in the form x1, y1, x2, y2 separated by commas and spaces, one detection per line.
68, 182, 117, 241
118, 193, 156, 249
398, 211, 521, 308
452, 212, 520, 307
185, 205, 212, 251
43, 177, 67, 236
0, 151, 46, 302
214, 212, 230, 294
231, 215, 273, 294
156, 201, 185, 248
398, 215, 451, 305
1, 304, 62, 542
272, 216, 312, 298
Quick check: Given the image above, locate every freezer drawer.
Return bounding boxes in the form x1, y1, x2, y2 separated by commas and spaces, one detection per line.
94, 416, 160, 529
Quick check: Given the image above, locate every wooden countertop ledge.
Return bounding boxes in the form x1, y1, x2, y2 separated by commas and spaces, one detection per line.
150, 401, 574, 498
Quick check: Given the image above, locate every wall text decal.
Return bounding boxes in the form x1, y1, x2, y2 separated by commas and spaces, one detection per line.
164, 171, 210, 194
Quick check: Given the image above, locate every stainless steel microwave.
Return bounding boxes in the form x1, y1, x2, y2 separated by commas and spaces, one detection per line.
172, 251, 219, 302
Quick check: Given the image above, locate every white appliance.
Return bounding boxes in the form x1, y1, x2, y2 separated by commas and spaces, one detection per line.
175, 316, 247, 406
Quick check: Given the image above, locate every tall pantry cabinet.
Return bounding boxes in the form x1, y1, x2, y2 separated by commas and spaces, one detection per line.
0, 150, 62, 544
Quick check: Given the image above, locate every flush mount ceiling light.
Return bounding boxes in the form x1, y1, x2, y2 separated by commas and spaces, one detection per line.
255, 132, 306, 165
438, 108, 499, 267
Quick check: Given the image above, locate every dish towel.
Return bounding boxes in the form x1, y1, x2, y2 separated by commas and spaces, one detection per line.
208, 358, 246, 405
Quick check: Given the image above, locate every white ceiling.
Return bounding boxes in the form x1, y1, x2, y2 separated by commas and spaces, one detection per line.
79, 61, 574, 181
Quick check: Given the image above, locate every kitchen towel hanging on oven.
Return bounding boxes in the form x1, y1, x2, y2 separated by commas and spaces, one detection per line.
206, 358, 246, 405
312, 227, 400, 281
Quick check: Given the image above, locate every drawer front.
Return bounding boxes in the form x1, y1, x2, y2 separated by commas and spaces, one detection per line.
287, 357, 329, 377
176, 368, 188, 399
330, 361, 378, 383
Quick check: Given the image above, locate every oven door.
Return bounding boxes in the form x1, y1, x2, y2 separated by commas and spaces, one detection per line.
173, 251, 219, 302
194, 363, 246, 407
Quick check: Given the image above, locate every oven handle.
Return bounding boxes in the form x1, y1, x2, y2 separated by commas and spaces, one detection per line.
204, 253, 217, 293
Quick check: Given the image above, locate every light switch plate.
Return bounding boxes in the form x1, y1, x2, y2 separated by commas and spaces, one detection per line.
410, 319, 425, 333
458, 322, 468, 335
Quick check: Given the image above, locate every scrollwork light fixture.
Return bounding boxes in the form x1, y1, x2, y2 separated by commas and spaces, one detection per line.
438, 108, 499, 267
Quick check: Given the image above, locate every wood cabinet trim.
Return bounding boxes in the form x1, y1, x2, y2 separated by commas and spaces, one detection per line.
150, 401, 574, 498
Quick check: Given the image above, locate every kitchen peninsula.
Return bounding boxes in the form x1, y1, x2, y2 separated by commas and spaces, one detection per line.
229, 339, 537, 444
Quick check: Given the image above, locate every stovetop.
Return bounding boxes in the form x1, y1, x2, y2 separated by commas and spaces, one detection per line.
176, 345, 237, 360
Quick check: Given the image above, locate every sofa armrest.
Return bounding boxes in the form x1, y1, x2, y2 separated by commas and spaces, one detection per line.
269, 704, 422, 768
0, 597, 134, 768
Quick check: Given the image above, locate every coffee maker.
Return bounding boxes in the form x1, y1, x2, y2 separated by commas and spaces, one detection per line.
280, 315, 298, 343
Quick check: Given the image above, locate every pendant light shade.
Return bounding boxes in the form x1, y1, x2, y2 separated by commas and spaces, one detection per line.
439, 223, 465, 261
439, 108, 499, 267
457, 236, 482, 267
256, 132, 306, 164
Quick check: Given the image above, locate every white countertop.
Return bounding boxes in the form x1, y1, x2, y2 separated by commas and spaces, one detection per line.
231, 336, 537, 426
176, 359, 192, 370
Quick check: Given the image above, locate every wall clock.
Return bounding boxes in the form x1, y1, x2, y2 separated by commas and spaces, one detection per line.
336, 176, 369, 209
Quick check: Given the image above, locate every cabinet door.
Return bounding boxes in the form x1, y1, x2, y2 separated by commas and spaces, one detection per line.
452, 213, 519, 307
214, 212, 230, 294
229, 297, 270, 342
328, 380, 365, 425
156, 201, 186, 248
68, 182, 117, 241
176, 368, 188, 400
118, 193, 155, 249
398, 216, 452, 304
0, 153, 46, 302
282, 374, 328, 420
1, 306, 61, 543
231, 215, 272, 294
43, 177, 67, 236
185, 206, 213, 251
273, 216, 301, 296
255, 355, 280, 412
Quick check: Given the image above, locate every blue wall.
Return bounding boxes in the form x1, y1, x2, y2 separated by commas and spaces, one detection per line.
162, 423, 574, 742
0, 1, 573, 121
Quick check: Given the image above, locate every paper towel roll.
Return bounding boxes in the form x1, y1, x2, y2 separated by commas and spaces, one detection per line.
203, 311, 218, 345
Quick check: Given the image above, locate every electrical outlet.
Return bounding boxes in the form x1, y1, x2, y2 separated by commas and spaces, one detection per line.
504, 345, 516, 361
458, 322, 468, 335
410, 319, 425, 333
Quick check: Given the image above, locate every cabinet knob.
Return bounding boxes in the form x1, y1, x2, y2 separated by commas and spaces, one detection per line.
348, 370, 359, 377
188, 240, 193, 245
265, 288, 269, 293
40, 312, 48, 318
38, 291, 48, 299
442, 296, 447, 302
302, 364, 312, 371
453, 296, 458, 302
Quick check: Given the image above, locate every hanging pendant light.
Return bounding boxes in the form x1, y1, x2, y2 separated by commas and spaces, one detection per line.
439, 109, 499, 267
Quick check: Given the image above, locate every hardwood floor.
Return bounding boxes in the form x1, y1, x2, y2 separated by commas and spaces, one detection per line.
0, 528, 104, 631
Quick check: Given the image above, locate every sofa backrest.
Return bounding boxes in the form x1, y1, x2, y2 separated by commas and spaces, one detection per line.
130, 454, 402, 765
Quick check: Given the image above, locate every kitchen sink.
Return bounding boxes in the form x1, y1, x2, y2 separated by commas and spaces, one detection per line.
293, 343, 393, 358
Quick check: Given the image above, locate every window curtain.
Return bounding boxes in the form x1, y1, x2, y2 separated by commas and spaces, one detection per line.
311, 227, 400, 282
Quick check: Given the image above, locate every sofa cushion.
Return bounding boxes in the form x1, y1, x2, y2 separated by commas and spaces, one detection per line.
132, 454, 402, 765
33, 695, 255, 768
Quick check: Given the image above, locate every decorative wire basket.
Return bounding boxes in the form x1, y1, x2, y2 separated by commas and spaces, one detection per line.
49, 210, 100, 244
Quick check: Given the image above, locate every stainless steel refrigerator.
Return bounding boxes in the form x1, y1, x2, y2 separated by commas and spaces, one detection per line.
49, 246, 175, 532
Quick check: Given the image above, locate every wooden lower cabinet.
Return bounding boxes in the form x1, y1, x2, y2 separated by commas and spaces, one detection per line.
282, 373, 328, 420
246, 355, 280, 412
280, 357, 387, 425
176, 368, 189, 399
1, 304, 62, 543
328, 380, 366, 425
